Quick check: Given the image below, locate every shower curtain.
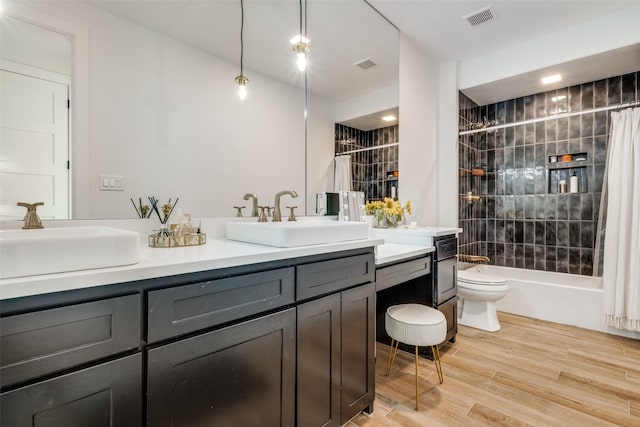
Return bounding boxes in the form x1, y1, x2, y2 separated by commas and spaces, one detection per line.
334, 155, 352, 192
600, 107, 640, 332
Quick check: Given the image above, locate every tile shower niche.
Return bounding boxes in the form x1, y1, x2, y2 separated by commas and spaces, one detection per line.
547, 152, 588, 194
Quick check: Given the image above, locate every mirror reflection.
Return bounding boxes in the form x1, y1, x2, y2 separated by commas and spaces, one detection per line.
0, 0, 398, 220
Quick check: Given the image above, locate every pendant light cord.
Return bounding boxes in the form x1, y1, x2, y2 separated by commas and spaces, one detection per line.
240, 0, 244, 75
299, 0, 303, 37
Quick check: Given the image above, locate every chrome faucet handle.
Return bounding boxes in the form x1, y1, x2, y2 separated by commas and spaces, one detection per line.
286, 206, 298, 222
17, 202, 44, 229
257, 206, 269, 222
233, 206, 245, 217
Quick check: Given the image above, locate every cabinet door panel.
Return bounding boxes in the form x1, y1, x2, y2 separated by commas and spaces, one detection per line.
297, 293, 341, 427
148, 309, 295, 427
0, 294, 140, 388
148, 267, 294, 343
0, 353, 142, 427
341, 283, 375, 424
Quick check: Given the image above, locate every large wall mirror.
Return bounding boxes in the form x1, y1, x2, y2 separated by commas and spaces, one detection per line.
0, 0, 398, 220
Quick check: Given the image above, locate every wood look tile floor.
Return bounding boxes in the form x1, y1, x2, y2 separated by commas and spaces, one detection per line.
347, 312, 640, 427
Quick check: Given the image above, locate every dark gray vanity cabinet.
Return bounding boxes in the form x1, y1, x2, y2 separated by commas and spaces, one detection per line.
147, 309, 296, 427
297, 282, 375, 427
1, 353, 142, 427
0, 247, 376, 427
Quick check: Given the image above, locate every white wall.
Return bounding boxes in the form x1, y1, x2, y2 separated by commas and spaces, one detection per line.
334, 84, 399, 123
436, 61, 459, 228
398, 34, 439, 226
306, 92, 336, 215
15, 1, 306, 220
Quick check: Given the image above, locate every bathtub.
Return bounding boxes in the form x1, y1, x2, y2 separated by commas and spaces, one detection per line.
467, 265, 638, 339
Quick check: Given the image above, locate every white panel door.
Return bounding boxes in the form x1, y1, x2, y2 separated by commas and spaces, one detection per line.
0, 69, 69, 220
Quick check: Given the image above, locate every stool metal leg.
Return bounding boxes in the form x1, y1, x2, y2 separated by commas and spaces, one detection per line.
385, 339, 400, 377
414, 346, 420, 410
432, 345, 444, 384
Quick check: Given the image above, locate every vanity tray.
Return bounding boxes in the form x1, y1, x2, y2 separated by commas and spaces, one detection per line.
148, 233, 206, 248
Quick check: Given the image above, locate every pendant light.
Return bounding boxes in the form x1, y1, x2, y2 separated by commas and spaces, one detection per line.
290, 0, 309, 72
234, 0, 248, 100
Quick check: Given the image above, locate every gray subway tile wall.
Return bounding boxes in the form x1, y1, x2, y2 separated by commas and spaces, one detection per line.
458, 71, 639, 276
335, 124, 399, 201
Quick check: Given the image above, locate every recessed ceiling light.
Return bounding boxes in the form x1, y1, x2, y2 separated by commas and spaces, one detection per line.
382, 115, 396, 122
551, 95, 567, 103
542, 74, 561, 85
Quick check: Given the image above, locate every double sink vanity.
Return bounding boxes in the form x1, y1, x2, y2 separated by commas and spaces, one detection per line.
0, 219, 459, 426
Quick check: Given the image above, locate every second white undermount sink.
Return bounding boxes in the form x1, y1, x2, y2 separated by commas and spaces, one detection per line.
0, 226, 140, 279
225, 220, 369, 247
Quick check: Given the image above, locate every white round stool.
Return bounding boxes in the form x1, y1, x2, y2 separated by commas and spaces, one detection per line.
385, 304, 447, 410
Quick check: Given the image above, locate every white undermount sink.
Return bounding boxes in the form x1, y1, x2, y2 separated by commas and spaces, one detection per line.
0, 226, 140, 279
226, 220, 369, 247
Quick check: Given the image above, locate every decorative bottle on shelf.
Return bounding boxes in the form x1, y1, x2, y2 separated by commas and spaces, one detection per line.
570, 173, 579, 193
558, 180, 567, 193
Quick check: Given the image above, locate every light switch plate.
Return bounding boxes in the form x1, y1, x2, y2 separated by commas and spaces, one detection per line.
99, 174, 125, 191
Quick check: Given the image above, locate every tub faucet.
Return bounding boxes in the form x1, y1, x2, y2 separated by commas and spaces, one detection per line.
17, 202, 44, 229
243, 193, 259, 217
273, 190, 298, 222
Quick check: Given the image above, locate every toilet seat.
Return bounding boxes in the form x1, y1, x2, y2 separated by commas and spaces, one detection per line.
458, 269, 506, 287
457, 281, 510, 292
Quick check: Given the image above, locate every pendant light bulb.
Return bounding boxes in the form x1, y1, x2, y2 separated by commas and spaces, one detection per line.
296, 52, 307, 72
292, 39, 310, 72
235, 74, 248, 100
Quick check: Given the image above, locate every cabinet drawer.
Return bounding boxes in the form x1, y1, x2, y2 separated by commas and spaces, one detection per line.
0, 294, 140, 389
297, 253, 374, 301
376, 256, 431, 292
148, 267, 295, 343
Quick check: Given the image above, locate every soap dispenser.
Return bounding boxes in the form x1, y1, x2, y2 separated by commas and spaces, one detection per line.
570, 173, 579, 193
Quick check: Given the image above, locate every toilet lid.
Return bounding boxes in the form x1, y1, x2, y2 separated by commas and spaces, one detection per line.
458, 268, 506, 286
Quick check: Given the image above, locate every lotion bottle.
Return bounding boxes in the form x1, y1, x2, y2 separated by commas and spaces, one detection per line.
570, 173, 579, 193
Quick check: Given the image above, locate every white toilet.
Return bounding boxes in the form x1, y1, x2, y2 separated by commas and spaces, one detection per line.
457, 266, 509, 332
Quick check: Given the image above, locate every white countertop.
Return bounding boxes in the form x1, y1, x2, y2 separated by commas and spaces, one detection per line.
0, 218, 456, 300
372, 226, 461, 246
375, 243, 434, 266
0, 237, 383, 300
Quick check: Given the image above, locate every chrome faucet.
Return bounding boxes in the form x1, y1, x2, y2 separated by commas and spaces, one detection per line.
17, 202, 44, 229
273, 190, 298, 222
243, 193, 259, 217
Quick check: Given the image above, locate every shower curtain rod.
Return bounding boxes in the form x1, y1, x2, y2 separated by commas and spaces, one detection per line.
336, 141, 399, 155
458, 99, 640, 136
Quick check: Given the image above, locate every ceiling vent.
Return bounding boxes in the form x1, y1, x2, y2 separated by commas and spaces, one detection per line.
463, 5, 498, 28
354, 58, 377, 70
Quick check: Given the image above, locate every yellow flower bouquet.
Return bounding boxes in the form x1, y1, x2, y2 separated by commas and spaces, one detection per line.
365, 198, 412, 228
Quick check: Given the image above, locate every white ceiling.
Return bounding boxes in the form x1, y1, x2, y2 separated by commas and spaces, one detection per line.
369, 0, 640, 105
82, 0, 399, 104
63, 1, 640, 116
